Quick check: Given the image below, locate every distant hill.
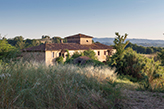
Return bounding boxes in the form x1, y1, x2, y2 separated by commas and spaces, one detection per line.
93, 38, 164, 47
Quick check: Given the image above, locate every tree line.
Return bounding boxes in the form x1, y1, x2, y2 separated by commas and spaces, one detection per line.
126, 42, 164, 54
0, 35, 66, 60
3, 35, 67, 50
2, 35, 164, 55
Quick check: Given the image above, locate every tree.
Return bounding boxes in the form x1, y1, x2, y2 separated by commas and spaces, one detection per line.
52, 37, 62, 43
14, 36, 24, 41
83, 49, 97, 60
52, 37, 67, 43
146, 47, 154, 54
42, 35, 50, 39
158, 50, 164, 66
0, 39, 18, 59
15, 40, 25, 49
31, 39, 41, 47
71, 51, 82, 59
13, 36, 25, 49
113, 32, 129, 55
108, 32, 129, 73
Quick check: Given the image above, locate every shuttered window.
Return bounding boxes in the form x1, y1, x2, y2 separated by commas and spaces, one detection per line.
98, 51, 100, 55
52, 52, 54, 58
104, 51, 106, 55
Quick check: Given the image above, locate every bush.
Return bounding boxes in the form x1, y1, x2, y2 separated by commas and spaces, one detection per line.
55, 56, 63, 63
0, 61, 120, 108
86, 59, 105, 67
0, 39, 19, 61
71, 51, 83, 59
109, 48, 164, 91
83, 49, 97, 60
158, 50, 164, 66
65, 49, 98, 65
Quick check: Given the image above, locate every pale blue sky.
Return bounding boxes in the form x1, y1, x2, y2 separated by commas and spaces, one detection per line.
0, 0, 164, 40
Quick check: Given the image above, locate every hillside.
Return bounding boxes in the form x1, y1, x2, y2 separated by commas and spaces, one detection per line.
93, 38, 164, 47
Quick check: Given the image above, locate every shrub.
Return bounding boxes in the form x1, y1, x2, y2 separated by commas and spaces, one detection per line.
83, 49, 97, 60
109, 48, 164, 91
158, 50, 164, 66
0, 39, 19, 61
86, 59, 105, 67
71, 51, 83, 59
55, 56, 63, 63
65, 49, 98, 65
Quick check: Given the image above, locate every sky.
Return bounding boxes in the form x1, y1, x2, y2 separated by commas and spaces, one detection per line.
0, 0, 164, 40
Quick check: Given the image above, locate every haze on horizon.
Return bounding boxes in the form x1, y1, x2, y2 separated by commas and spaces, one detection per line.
0, 0, 164, 40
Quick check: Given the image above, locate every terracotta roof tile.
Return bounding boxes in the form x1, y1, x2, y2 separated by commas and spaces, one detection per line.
83, 43, 113, 49
65, 33, 93, 39
22, 43, 113, 52
22, 44, 46, 52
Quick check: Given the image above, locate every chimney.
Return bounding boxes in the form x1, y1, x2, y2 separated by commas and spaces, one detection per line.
60, 39, 63, 43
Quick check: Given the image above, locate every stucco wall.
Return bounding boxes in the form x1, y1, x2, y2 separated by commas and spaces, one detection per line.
80, 38, 92, 45
22, 49, 114, 65
22, 52, 45, 63
45, 49, 114, 65
93, 49, 109, 62
45, 50, 85, 65
45, 51, 61, 65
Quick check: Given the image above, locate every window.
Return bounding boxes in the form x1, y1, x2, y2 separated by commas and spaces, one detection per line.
104, 51, 106, 55
62, 53, 65, 58
52, 52, 54, 58
59, 53, 61, 57
98, 51, 100, 56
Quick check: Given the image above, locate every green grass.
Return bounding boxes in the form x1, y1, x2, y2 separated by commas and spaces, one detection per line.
116, 75, 140, 90
0, 61, 121, 109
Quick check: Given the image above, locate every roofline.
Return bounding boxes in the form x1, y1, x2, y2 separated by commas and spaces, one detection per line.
22, 48, 113, 52
21, 43, 113, 52
45, 48, 112, 51
22, 50, 45, 52
65, 33, 93, 38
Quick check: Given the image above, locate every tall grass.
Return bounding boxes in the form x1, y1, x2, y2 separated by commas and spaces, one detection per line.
0, 61, 120, 109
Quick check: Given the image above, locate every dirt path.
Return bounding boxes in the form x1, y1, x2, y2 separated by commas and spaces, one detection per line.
120, 89, 164, 109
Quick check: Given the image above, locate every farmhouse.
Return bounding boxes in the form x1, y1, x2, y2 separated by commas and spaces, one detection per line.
22, 33, 116, 65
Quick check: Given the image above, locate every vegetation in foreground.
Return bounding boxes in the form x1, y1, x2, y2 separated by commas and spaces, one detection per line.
0, 61, 121, 109
1, 32, 164, 108
108, 32, 164, 92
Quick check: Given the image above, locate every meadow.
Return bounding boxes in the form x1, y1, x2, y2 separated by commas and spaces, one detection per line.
0, 61, 120, 109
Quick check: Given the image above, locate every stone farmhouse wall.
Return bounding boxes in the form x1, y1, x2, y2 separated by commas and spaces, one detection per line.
22, 52, 45, 63
45, 49, 112, 65
22, 49, 116, 65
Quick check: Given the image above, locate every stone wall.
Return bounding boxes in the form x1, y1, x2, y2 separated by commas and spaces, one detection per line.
22, 52, 45, 63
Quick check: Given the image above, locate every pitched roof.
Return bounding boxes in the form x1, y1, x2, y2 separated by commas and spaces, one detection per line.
22, 44, 46, 52
65, 33, 93, 39
22, 43, 113, 52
